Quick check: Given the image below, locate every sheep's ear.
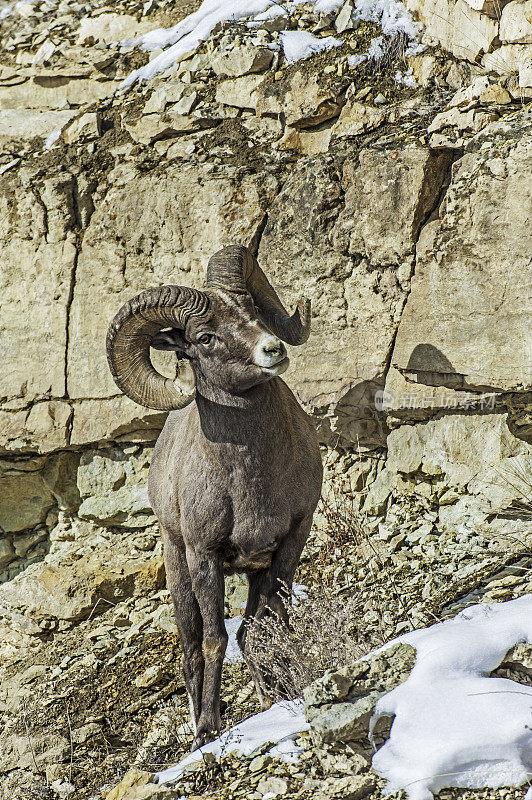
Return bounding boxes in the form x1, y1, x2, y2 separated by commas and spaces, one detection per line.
151, 329, 187, 352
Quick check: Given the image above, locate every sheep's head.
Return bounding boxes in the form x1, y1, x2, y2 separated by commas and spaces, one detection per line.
150, 292, 291, 396
106, 245, 311, 410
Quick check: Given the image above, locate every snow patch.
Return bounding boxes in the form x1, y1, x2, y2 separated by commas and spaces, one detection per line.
280, 30, 342, 64
292, 582, 308, 602
348, 53, 367, 67
405, 41, 427, 56
354, 0, 421, 39
367, 34, 385, 61
0, 158, 20, 175
225, 616, 244, 664
155, 700, 308, 785
119, 0, 421, 89
247, 4, 288, 25
371, 595, 532, 798
120, 0, 282, 90
314, 0, 344, 12
43, 128, 62, 150
394, 68, 417, 87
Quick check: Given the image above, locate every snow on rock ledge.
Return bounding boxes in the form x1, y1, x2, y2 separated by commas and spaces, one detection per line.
119, 0, 421, 89
307, 595, 532, 798
148, 597, 532, 797
372, 595, 532, 796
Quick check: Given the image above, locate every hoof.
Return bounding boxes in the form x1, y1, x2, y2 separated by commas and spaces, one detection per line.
260, 697, 273, 712
191, 729, 217, 751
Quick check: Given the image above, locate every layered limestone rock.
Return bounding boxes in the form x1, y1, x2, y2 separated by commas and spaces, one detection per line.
0, 0, 530, 671
0, 109, 77, 145
407, 0, 500, 61
404, 0, 532, 80
258, 145, 453, 444
390, 114, 532, 395
0, 549, 164, 623
500, 1, 532, 45
305, 643, 417, 745
77, 446, 155, 527
0, 170, 77, 409
364, 414, 532, 529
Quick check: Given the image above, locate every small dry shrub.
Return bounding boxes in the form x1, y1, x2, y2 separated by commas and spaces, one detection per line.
496, 454, 532, 521
369, 30, 409, 72
245, 583, 371, 702
311, 476, 419, 637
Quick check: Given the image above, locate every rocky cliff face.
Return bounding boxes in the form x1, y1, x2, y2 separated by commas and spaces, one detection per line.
0, 0, 530, 583
0, 0, 531, 797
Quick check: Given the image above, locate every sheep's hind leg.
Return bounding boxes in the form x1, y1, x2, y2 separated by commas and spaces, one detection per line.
242, 515, 314, 704
237, 570, 276, 711
186, 549, 228, 749
161, 529, 204, 739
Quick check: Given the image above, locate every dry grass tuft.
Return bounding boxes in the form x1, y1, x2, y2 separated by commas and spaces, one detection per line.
243, 481, 382, 702
245, 582, 370, 702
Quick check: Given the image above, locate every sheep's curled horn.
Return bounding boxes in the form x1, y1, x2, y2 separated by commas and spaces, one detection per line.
106, 285, 210, 411
206, 245, 311, 347
106, 245, 311, 411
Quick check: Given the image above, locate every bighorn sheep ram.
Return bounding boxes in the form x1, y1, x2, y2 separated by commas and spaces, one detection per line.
106, 245, 323, 748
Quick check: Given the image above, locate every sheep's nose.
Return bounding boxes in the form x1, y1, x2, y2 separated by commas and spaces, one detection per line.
254, 335, 288, 369
262, 340, 286, 360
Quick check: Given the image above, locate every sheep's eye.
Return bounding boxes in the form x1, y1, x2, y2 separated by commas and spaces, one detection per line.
198, 333, 213, 345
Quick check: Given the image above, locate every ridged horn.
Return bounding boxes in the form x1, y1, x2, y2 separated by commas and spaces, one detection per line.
106, 286, 210, 410
206, 245, 311, 346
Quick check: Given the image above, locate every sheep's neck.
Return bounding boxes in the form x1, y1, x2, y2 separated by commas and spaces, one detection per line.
194, 375, 272, 410
194, 378, 286, 446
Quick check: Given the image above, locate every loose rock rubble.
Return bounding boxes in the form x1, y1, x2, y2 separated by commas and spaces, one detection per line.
0, 482, 530, 798
305, 643, 417, 746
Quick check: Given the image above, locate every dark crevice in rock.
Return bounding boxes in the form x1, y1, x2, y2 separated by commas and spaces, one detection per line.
416, 147, 461, 232
367, 148, 461, 412
64, 401, 75, 449
0, 395, 124, 416
31, 183, 49, 243
63, 243, 79, 414
491, 643, 532, 687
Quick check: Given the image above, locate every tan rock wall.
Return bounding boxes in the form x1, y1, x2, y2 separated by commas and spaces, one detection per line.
0, 105, 530, 586
406, 0, 500, 61
0, 171, 76, 406
405, 0, 532, 76
390, 120, 532, 394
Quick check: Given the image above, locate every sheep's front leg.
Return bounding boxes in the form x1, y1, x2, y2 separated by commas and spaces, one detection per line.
186, 548, 228, 749
161, 529, 204, 734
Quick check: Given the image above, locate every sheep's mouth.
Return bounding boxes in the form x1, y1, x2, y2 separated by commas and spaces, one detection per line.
261, 356, 289, 376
